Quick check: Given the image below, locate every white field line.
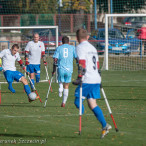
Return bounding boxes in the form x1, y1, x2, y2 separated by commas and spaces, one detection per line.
103, 80, 146, 82
0, 112, 146, 119
0, 79, 146, 84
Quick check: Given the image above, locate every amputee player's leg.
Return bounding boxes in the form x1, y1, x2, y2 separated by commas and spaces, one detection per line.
14, 71, 31, 97
74, 96, 85, 114
74, 84, 87, 114
34, 65, 40, 83
4, 70, 15, 93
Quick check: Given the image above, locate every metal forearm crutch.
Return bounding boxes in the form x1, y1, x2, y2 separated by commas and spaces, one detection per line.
45, 66, 52, 92
101, 84, 119, 132
44, 76, 54, 107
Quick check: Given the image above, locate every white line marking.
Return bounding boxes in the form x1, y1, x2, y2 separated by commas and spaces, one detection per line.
0, 112, 145, 118
103, 80, 146, 82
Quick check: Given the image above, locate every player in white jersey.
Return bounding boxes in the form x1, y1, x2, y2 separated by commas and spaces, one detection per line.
52, 36, 77, 107
0, 58, 2, 71
73, 29, 111, 138
25, 33, 47, 90
0, 44, 37, 102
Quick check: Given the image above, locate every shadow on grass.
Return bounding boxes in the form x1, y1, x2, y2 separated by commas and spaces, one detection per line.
0, 133, 100, 140
46, 134, 101, 140
107, 98, 146, 101
102, 86, 146, 88
1, 91, 27, 94
99, 98, 146, 101
0, 104, 42, 108
0, 133, 42, 138
0, 103, 60, 108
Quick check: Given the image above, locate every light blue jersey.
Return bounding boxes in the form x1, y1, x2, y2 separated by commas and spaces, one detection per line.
53, 44, 77, 73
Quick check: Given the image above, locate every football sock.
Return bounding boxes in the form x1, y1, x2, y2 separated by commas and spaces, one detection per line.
74, 97, 85, 114
62, 89, 68, 104
30, 79, 34, 90
92, 106, 107, 128
24, 84, 31, 96
36, 73, 40, 83
8, 82, 15, 93
59, 82, 63, 97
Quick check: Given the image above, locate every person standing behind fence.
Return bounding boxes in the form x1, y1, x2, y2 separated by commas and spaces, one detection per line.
52, 36, 77, 107
25, 33, 47, 91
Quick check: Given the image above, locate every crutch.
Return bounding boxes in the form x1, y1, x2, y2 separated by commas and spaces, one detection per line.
79, 78, 83, 135
0, 83, 1, 104
44, 75, 54, 107
45, 66, 52, 92
100, 84, 119, 132
26, 72, 42, 103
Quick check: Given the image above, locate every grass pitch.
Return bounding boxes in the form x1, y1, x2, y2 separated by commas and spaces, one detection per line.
0, 70, 146, 146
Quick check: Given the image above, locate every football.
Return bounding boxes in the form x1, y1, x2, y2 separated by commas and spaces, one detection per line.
29, 92, 37, 101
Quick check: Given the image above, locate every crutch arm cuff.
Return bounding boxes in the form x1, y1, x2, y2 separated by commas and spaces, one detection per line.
72, 77, 82, 85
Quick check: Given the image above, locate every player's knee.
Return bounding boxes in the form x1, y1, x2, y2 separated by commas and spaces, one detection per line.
64, 83, 69, 89
74, 97, 85, 114
20, 76, 28, 85
36, 73, 40, 83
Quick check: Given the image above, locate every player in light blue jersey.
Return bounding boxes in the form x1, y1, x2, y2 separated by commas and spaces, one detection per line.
52, 36, 77, 107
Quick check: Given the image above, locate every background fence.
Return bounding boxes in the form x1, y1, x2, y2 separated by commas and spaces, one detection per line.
0, 0, 146, 34
0, 14, 105, 33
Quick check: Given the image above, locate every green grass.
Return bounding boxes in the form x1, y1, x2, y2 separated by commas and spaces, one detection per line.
0, 70, 146, 146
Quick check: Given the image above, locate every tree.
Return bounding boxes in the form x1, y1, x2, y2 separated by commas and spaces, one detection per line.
59, 0, 93, 30
0, 0, 57, 14
62, 0, 93, 13
28, 0, 57, 14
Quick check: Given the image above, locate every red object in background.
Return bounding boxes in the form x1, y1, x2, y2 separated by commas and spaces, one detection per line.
137, 27, 146, 40
125, 22, 131, 26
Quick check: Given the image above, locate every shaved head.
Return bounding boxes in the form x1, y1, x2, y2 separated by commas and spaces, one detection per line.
33, 33, 39, 43
76, 28, 88, 42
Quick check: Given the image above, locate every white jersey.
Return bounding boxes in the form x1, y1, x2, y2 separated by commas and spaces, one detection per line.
0, 49, 21, 71
25, 41, 45, 64
76, 41, 101, 84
